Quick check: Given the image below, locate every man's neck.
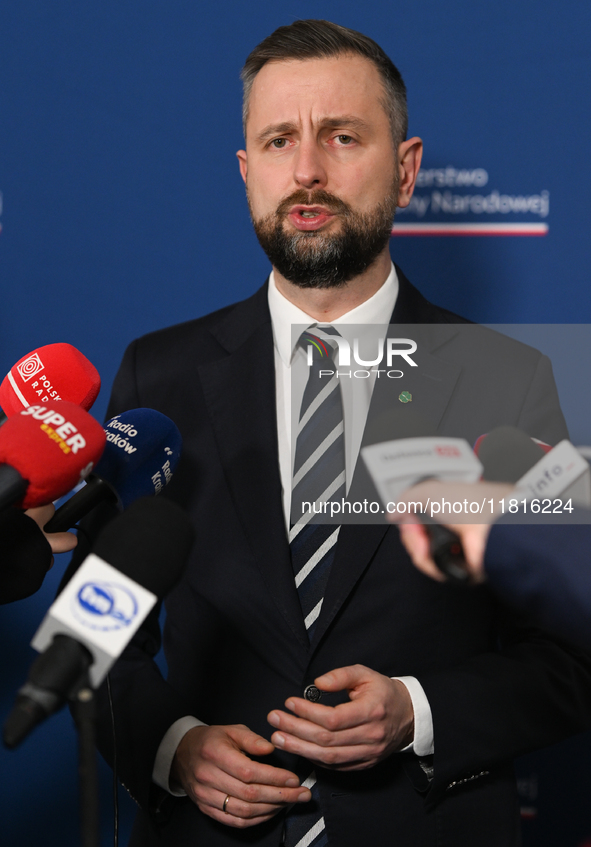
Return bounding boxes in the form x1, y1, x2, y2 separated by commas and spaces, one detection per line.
272, 248, 392, 321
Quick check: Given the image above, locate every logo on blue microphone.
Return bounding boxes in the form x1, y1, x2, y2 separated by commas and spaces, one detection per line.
72, 582, 139, 631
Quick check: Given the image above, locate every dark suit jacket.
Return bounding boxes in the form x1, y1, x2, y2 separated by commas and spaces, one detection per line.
91, 269, 591, 847
486, 516, 591, 650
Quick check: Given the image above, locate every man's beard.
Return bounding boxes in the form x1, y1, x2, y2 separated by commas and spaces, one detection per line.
250, 186, 398, 289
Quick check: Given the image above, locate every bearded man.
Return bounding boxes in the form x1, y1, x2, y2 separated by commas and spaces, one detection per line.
89, 19, 591, 847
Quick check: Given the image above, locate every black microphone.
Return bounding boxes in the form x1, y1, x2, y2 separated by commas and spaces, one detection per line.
3, 497, 194, 748
476, 426, 546, 483
0, 509, 53, 604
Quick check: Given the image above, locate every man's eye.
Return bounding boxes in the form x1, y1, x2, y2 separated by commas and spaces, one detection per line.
336, 135, 353, 145
271, 138, 288, 148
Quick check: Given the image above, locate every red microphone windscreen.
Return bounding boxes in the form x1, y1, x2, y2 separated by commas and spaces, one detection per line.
0, 344, 101, 417
0, 401, 106, 508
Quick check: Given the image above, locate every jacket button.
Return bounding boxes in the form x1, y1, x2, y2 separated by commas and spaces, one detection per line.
304, 684, 322, 702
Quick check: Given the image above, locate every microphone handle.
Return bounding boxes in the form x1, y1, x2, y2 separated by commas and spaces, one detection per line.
424, 522, 472, 585
44, 476, 119, 533
0, 464, 28, 511
3, 634, 92, 749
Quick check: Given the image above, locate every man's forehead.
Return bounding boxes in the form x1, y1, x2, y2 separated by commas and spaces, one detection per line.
246, 54, 387, 130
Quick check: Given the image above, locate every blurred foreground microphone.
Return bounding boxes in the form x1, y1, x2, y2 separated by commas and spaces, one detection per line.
361, 408, 483, 505
0, 343, 101, 423
478, 426, 591, 506
3, 497, 195, 748
0, 509, 53, 604
361, 409, 482, 582
0, 402, 106, 511
45, 409, 182, 533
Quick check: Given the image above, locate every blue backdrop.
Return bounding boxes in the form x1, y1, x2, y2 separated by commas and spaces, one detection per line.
1, 2, 590, 844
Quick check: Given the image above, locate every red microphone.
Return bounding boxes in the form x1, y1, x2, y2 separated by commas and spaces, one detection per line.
0, 343, 101, 420
0, 402, 106, 511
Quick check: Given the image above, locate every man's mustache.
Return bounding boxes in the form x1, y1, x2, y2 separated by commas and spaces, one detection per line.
275, 189, 352, 218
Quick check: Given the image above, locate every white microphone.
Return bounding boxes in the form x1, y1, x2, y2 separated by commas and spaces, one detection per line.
362, 435, 483, 507
512, 440, 591, 506
360, 408, 482, 582
3, 497, 194, 748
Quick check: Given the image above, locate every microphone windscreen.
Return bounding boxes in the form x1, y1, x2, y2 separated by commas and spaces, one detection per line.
0, 402, 106, 508
476, 426, 546, 482
95, 409, 182, 507
92, 497, 194, 598
0, 343, 101, 417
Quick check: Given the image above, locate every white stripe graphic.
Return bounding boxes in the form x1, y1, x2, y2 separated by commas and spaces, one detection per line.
292, 422, 344, 489
298, 377, 338, 435
7, 371, 30, 409
289, 470, 346, 542
304, 599, 323, 630
295, 528, 340, 588
294, 816, 325, 847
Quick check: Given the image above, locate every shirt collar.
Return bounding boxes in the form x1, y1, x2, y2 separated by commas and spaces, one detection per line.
268, 264, 399, 367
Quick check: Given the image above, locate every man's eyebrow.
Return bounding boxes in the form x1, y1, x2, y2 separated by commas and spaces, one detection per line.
320, 116, 371, 133
256, 122, 298, 142
255, 116, 371, 143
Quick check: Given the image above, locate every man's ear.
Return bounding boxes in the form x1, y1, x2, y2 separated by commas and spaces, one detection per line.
237, 150, 247, 184
396, 137, 423, 208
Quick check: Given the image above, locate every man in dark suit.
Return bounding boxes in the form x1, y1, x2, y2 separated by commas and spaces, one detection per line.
93, 19, 591, 847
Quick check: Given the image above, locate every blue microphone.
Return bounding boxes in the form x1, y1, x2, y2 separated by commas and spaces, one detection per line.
44, 409, 182, 533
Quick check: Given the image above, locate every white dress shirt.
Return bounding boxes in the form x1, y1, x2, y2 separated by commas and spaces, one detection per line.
153, 266, 434, 794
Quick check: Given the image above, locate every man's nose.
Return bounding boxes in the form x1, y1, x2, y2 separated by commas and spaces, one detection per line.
293, 139, 328, 189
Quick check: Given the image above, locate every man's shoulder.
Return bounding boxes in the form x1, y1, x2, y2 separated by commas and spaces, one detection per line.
395, 266, 545, 363
132, 303, 233, 357
128, 281, 270, 365
394, 265, 471, 326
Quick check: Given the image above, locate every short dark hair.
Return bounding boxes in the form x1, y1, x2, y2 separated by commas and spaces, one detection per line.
241, 19, 408, 147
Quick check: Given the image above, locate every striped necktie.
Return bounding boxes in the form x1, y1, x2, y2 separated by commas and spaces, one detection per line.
289, 326, 346, 638
285, 326, 345, 847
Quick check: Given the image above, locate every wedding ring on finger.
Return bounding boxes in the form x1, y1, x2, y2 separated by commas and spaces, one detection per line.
222, 794, 231, 814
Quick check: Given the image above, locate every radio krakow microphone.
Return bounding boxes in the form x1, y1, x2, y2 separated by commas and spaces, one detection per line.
0, 343, 101, 423
0, 402, 106, 511
44, 408, 182, 533
3, 497, 195, 748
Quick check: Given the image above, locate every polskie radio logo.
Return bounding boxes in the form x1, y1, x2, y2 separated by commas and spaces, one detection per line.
16, 352, 45, 382
13, 353, 64, 404
303, 330, 418, 380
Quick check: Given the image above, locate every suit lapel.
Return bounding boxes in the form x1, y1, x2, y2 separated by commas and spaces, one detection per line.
311, 269, 464, 650
197, 285, 309, 651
